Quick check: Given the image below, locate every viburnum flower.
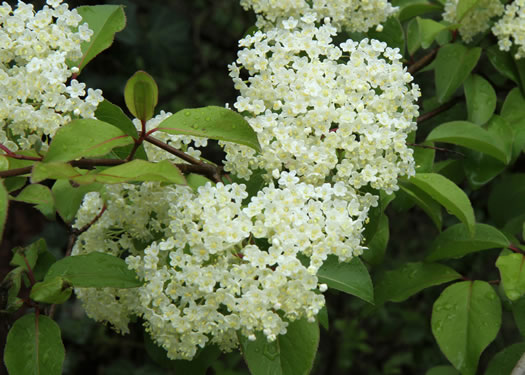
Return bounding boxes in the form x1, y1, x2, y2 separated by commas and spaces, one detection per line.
72, 175, 375, 359
239, 0, 397, 32
0, 0, 103, 152
443, 0, 504, 43
222, 18, 420, 194
492, 0, 525, 59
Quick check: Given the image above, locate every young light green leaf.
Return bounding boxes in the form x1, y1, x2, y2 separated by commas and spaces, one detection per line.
426, 121, 509, 164
485, 342, 525, 375
186, 173, 213, 192
417, 17, 447, 49
52, 180, 103, 224
496, 250, 525, 301
154, 106, 261, 152
0, 267, 23, 313
375, 262, 461, 305
240, 318, 319, 375
0, 180, 7, 242
456, 0, 479, 21
124, 71, 158, 122
72, 5, 126, 73
44, 119, 133, 162
488, 174, 525, 227
30, 276, 72, 304
426, 223, 509, 261
13, 184, 55, 219
316, 255, 374, 304
4, 313, 65, 375
72, 160, 186, 185
45, 252, 142, 288
10, 239, 48, 272
431, 281, 501, 375
435, 44, 481, 103
404, 173, 475, 235
399, 181, 443, 230
464, 74, 497, 125
32, 162, 84, 183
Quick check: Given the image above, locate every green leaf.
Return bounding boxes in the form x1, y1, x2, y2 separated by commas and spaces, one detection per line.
72, 5, 126, 73
367, 16, 405, 52
32, 162, 84, 183
154, 106, 261, 152
45, 252, 142, 288
72, 160, 186, 185
485, 342, 525, 375
426, 365, 460, 375
375, 262, 461, 305
95, 99, 148, 161
52, 180, 102, 224
4, 313, 65, 375
399, 181, 442, 230
240, 318, 319, 375
488, 174, 525, 227
0, 180, 7, 242
431, 281, 501, 375
398, 2, 443, 22
30, 276, 72, 304
318, 306, 329, 331
413, 141, 436, 173
316, 256, 374, 304
10, 239, 48, 272
462, 149, 505, 190
403, 173, 475, 235
501, 88, 525, 160
426, 121, 510, 164
496, 250, 525, 301
456, 0, 479, 21
13, 184, 55, 219
426, 223, 509, 261
435, 44, 481, 103
362, 214, 389, 266
0, 267, 24, 312
95, 99, 139, 138
511, 296, 525, 337
464, 74, 497, 125
186, 173, 213, 192
486, 45, 520, 84
124, 71, 158, 122
44, 119, 133, 162
407, 18, 421, 56
417, 17, 447, 49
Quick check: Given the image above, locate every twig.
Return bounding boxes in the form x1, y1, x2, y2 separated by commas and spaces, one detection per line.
142, 134, 204, 165
408, 48, 439, 75
417, 98, 460, 124
65, 204, 107, 257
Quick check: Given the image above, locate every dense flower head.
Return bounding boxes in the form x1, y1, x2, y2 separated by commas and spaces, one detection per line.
239, 0, 397, 32
0, 0, 103, 151
72, 175, 375, 359
443, 0, 504, 43
492, 0, 525, 59
223, 19, 419, 194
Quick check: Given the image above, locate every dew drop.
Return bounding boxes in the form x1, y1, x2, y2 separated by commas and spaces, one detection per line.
205, 117, 211, 121
184, 111, 191, 116
191, 124, 198, 129
232, 124, 237, 129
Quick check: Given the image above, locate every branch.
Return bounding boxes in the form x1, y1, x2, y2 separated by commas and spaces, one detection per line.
142, 133, 204, 165
417, 97, 461, 124
408, 47, 439, 75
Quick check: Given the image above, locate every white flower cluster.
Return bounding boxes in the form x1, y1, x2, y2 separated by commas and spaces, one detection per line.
0, 0, 103, 151
239, 0, 396, 32
492, 0, 525, 59
73, 176, 376, 359
443, 0, 504, 43
223, 19, 419, 194
132, 111, 208, 162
